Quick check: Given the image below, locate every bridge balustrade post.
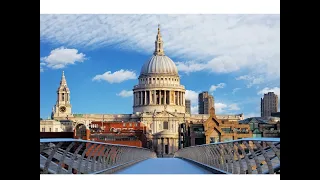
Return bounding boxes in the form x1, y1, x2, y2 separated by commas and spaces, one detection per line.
84, 143, 98, 173
97, 145, 109, 171
91, 144, 105, 173
216, 144, 228, 172
233, 142, 245, 174
207, 146, 218, 168
219, 144, 232, 173
76, 143, 94, 174
235, 142, 252, 174
243, 141, 262, 174
101, 147, 110, 170
57, 142, 76, 174
253, 141, 274, 174
267, 142, 280, 160
43, 142, 63, 174
212, 146, 223, 170
67, 142, 85, 174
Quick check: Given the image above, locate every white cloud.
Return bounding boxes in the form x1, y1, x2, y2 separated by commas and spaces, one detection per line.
209, 83, 226, 92
257, 87, 280, 97
191, 105, 198, 114
215, 103, 228, 113
40, 47, 86, 69
228, 103, 240, 111
116, 90, 133, 97
40, 15, 280, 86
236, 75, 264, 88
40, 62, 45, 72
93, 69, 137, 83
215, 102, 241, 113
185, 90, 199, 105
232, 88, 241, 94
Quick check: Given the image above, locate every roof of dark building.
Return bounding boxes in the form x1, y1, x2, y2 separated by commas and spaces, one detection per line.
239, 117, 268, 124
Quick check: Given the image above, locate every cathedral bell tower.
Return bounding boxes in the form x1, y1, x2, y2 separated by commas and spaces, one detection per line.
52, 71, 72, 119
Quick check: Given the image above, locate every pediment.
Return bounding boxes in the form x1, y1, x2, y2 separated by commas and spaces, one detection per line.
154, 110, 177, 117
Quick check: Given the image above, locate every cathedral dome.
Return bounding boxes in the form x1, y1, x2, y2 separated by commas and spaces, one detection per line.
140, 55, 178, 76
140, 24, 178, 76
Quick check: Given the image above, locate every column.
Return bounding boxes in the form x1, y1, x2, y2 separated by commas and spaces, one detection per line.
177, 92, 179, 105
174, 91, 176, 105
157, 139, 161, 155
152, 122, 154, 133
162, 138, 165, 155
153, 90, 156, 105
164, 90, 167, 105
144, 91, 147, 105
180, 92, 182, 105
161, 138, 164, 155
183, 92, 185, 106
149, 91, 152, 104
136, 92, 138, 105
155, 120, 157, 133
140, 91, 143, 105
171, 138, 174, 154
167, 138, 170, 154
159, 90, 162, 105
168, 90, 171, 105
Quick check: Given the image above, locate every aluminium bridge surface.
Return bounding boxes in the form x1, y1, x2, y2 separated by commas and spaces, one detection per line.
116, 158, 213, 174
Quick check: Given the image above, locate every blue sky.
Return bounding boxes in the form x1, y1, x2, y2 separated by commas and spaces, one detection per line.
40, 14, 280, 119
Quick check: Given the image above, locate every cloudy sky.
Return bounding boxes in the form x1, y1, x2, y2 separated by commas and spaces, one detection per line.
40, 14, 280, 118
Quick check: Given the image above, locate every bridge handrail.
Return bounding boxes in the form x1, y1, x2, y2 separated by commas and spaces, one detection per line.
40, 138, 156, 174
174, 138, 280, 174
40, 138, 150, 150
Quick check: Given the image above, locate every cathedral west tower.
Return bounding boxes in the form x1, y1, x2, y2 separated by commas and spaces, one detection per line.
52, 71, 72, 119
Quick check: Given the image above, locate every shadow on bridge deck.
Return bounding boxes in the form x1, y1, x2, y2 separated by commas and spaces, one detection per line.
116, 158, 213, 174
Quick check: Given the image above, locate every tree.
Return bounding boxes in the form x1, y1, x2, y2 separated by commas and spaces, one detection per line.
40, 118, 43, 120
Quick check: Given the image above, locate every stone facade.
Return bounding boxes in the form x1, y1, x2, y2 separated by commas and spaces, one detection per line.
49, 25, 244, 155
40, 120, 73, 132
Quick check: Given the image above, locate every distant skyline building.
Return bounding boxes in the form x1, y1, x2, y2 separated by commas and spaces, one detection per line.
261, 92, 278, 117
185, 99, 191, 114
198, 91, 214, 114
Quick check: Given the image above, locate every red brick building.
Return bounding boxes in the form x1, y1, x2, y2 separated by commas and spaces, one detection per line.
79, 121, 149, 148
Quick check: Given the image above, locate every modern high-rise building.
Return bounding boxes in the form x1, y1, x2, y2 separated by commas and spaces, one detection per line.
185, 99, 191, 114
198, 91, 214, 114
261, 92, 278, 117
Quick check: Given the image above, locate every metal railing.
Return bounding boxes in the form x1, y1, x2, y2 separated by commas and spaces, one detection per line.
40, 138, 156, 174
174, 138, 280, 174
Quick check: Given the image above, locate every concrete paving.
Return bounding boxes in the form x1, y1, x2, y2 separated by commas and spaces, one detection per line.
116, 158, 213, 174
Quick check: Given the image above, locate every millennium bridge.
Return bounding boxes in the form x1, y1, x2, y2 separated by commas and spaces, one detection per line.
40, 138, 280, 174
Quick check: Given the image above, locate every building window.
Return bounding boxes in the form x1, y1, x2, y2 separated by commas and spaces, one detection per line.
157, 78, 159, 80
135, 123, 138, 127
129, 123, 132, 127
55, 128, 58, 132
163, 121, 168, 130
153, 78, 155, 80
62, 93, 65, 101
42, 128, 45, 132
123, 123, 126, 127
49, 128, 52, 132
161, 78, 163, 80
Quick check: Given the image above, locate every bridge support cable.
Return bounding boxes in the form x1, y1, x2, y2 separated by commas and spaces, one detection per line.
40, 138, 157, 174
174, 138, 280, 174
